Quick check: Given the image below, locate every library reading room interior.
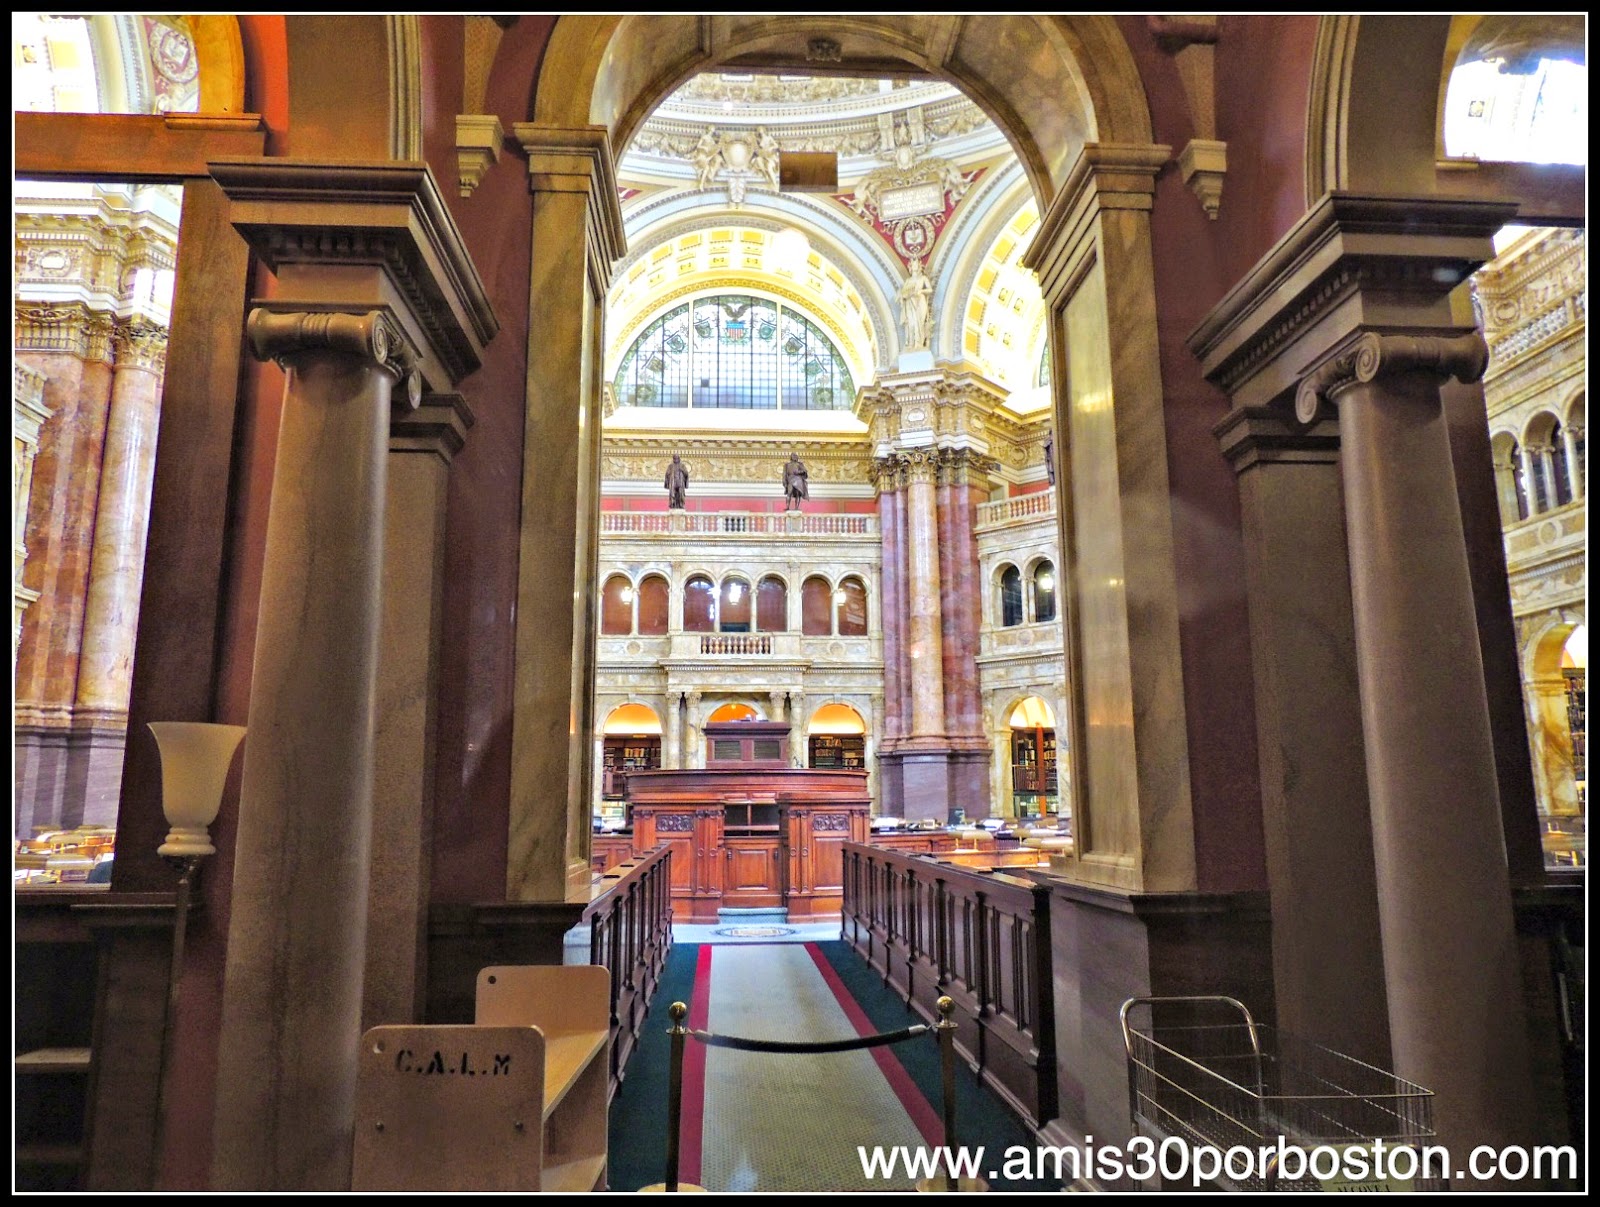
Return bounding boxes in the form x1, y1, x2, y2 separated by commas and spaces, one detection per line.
12, 13, 1587, 1193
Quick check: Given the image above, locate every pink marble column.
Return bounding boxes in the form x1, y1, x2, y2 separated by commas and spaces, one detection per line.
874, 459, 904, 747
893, 482, 912, 742
1302, 331, 1537, 1176
903, 450, 946, 739
72, 323, 168, 823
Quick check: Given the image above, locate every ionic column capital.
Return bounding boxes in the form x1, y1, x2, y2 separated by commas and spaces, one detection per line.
246, 308, 423, 409
1295, 331, 1490, 423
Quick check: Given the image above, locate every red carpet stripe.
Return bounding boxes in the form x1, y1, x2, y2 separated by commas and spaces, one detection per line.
679, 944, 714, 1186
804, 942, 942, 1145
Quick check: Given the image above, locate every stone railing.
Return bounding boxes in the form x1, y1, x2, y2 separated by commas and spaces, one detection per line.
1487, 296, 1584, 372
842, 842, 1057, 1129
975, 489, 1056, 529
699, 633, 773, 656
601, 511, 876, 536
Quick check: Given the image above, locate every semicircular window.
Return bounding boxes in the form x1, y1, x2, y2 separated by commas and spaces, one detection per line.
613, 293, 854, 411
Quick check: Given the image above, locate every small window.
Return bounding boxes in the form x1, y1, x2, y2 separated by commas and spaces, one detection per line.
684, 575, 716, 633
999, 565, 1023, 627
1032, 561, 1057, 624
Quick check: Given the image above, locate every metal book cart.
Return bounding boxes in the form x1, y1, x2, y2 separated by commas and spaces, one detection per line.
1120, 996, 1440, 1191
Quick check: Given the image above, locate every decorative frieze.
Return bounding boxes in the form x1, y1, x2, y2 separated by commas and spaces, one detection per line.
601, 437, 872, 486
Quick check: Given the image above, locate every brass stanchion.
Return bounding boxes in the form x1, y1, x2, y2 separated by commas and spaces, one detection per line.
916, 996, 988, 1193
641, 1002, 705, 1193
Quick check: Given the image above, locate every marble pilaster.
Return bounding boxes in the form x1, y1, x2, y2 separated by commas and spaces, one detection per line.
1020, 143, 1195, 891
872, 459, 905, 748
1213, 406, 1390, 1068
507, 123, 626, 900
664, 690, 683, 769
363, 392, 474, 1033
787, 691, 805, 764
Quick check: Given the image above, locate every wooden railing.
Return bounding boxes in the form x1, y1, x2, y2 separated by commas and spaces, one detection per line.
583, 845, 673, 1091
842, 842, 1057, 1129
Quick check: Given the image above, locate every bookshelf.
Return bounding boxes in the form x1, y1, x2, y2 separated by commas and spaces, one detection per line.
602, 736, 661, 798
809, 734, 865, 770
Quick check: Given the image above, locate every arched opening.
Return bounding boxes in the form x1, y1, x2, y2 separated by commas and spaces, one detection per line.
636, 574, 670, 635
834, 576, 868, 637
808, 701, 866, 770
683, 573, 716, 632
1526, 620, 1587, 867
755, 575, 787, 633
708, 702, 760, 723
998, 564, 1023, 627
1523, 411, 1573, 513
718, 575, 752, 633
801, 575, 833, 637
601, 702, 663, 800
600, 573, 635, 635
1031, 560, 1057, 624
1567, 394, 1586, 497
1006, 696, 1059, 822
1490, 431, 1529, 524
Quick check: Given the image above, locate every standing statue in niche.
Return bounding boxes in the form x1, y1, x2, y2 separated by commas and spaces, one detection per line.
783, 452, 810, 510
1043, 431, 1056, 486
665, 454, 690, 509
897, 256, 933, 352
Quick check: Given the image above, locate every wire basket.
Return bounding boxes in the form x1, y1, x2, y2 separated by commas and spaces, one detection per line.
1121, 996, 1439, 1191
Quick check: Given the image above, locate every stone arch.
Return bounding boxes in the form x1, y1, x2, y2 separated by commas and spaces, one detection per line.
1525, 610, 1587, 683
532, 14, 1152, 207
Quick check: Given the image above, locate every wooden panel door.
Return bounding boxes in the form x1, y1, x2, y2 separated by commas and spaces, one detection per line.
722, 838, 782, 909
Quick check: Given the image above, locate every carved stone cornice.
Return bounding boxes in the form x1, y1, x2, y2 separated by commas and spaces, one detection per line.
246, 308, 422, 408
1188, 192, 1516, 411
1022, 142, 1171, 304
111, 320, 170, 374
209, 158, 499, 392
1214, 405, 1341, 473
1295, 331, 1490, 422
513, 123, 628, 288
601, 435, 872, 487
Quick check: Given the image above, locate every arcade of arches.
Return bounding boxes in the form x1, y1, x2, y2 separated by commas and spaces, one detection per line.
11, 13, 1586, 1193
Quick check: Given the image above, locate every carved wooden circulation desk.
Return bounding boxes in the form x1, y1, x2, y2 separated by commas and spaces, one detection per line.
617, 722, 870, 922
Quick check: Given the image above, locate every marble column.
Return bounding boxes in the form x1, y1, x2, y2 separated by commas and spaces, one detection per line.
685, 690, 703, 769
212, 309, 409, 1190
1214, 405, 1390, 1068
665, 690, 683, 769
1300, 331, 1537, 1169
873, 459, 904, 749
73, 321, 169, 825
903, 449, 946, 738
1564, 422, 1584, 499
787, 691, 805, 765
362, 393, 472, 1033
508, 124, 625, 900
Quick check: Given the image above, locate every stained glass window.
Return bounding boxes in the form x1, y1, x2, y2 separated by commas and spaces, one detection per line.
613, 293, 853, 411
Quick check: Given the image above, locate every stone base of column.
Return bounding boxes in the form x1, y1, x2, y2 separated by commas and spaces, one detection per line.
879, 745, 991, 822
14, 721, 127, 834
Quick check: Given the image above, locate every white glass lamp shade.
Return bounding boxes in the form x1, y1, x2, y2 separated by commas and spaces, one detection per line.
149, 723, 246, 858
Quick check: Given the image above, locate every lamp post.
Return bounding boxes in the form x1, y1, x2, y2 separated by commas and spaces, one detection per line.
147, 722, 246, 1185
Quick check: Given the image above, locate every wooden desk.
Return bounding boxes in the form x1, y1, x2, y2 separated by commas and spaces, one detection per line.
620, 769, 870, 922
